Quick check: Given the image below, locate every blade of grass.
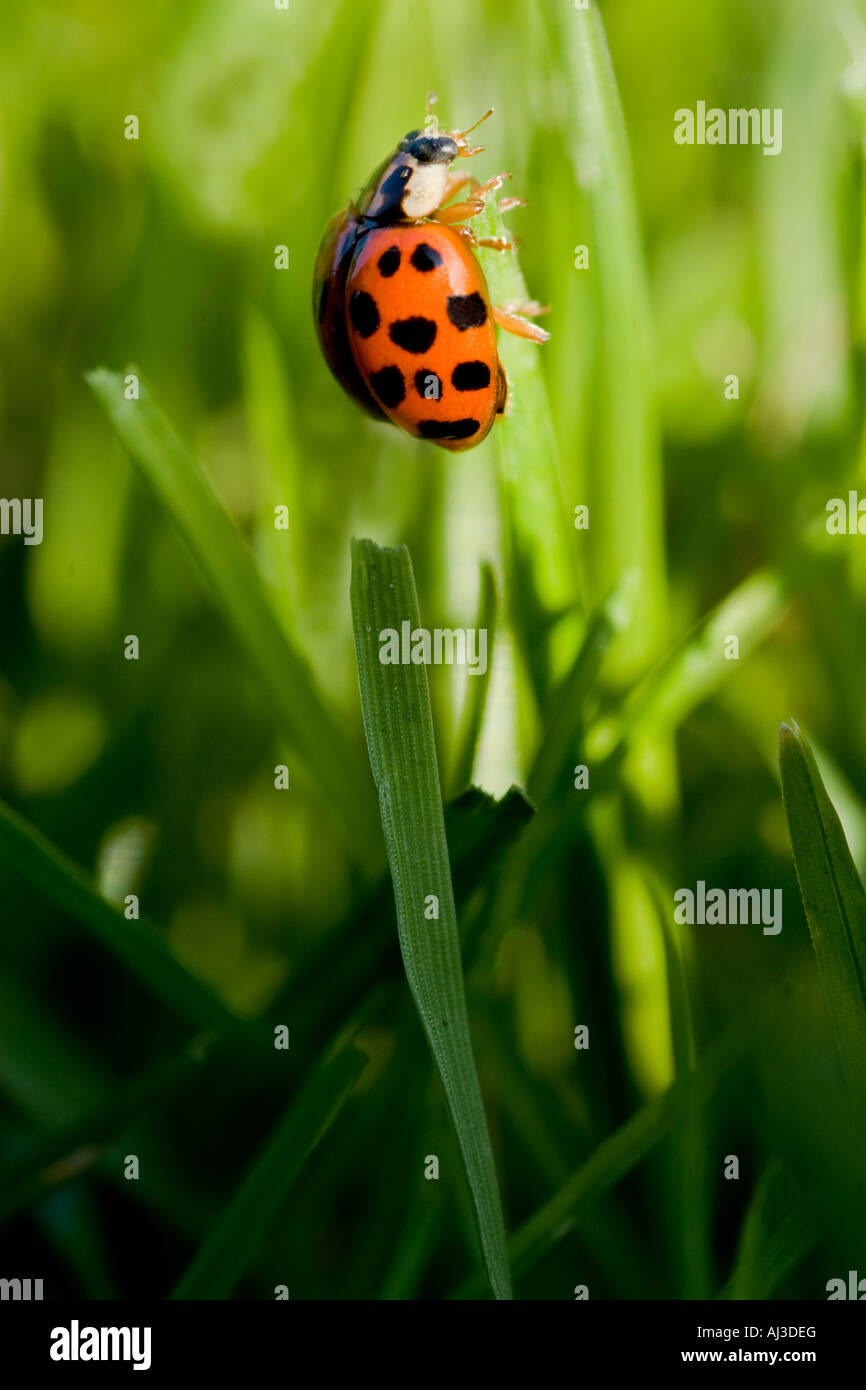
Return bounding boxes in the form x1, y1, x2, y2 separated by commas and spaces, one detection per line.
241, 307, 303, 636
717, 1163, 814, 1301
269, 785, 533, 1046
171, 1039, 366, 1299
0, 964, 108, 1124
452, 983, 791, 1296
474, 201, 582, 704
717, 1209, 815, 1301
546, 0, 667, 685
376, 1184, 441, 1301
779, 719, 866, 1111
588, 569, 788, 760
0, 1033, 217, 1224
0, 798, 236, 1031
448, 562, 497, 795
527, 575, 634, 804
351, 538, 512, 1300
0, 966, 215, 1242
86, 368, 378, 865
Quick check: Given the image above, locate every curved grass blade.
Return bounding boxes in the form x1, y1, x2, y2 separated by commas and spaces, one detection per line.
622, 571, 787, 742
452, 984, 791, 1297
0, 798, 235, 1031
172, 1040, 366, 1299
717, 1162, 814, 1301
86, 368, 378, 865
779, 719, 866, 1110
351, 538, 512, 1300
448, 562, 497, 795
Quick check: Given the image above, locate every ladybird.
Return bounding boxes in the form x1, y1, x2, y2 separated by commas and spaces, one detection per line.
313, 98, 549, 453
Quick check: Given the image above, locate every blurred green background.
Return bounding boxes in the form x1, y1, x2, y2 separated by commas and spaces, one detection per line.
1, 0, 866, 1299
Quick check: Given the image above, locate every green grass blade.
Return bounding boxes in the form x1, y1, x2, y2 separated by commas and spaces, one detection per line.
527, 578, 632, 804
351, 538, 512, 1300
85, 368, 378, 864
448, 562, 497, 795
474, 202, 582, 701
0, 1033, 217, 1224
547, 0, 666, 684
0, 799, 236, 1031
171, 1041, 366, 1299
779, 719, 866, 1107
273, 785, 533, 1045
241, 308, 303, 636
615, 570, 788, 746
452, 985, 790, 1297
0, 963, 108, 1124
718, 1163, 814, 1301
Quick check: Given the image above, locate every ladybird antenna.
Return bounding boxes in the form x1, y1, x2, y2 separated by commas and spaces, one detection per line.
450, 105, 494, 157
457, 106, 494, 139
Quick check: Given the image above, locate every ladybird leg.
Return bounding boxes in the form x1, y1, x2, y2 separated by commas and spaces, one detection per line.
434, 170, 512, 224
493, 304, 551, 343
456, 227, 513, 252
440, 171, 478, 205
500, 299, 549, 318
456, 225, 479, 246
441, 173, 519, 209
435, 199, 485, 224
475, 235, 516, 252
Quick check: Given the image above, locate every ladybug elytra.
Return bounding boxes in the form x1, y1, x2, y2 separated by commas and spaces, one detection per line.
313, 98, 549, 453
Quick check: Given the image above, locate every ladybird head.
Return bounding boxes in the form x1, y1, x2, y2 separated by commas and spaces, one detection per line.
357, 102, 494, 224
358, 134, 458, 223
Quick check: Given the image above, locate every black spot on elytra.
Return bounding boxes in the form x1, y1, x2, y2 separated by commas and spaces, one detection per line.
418, 418, 480, 440
410, 242, 443, 272
369, 366, 405, 409
349, 290, 380, 338
414, 369, 442, 400
389, 316, 437, 354
451, 360, 491, 391
377, 246, 401, 277
447, 292, 487, 330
